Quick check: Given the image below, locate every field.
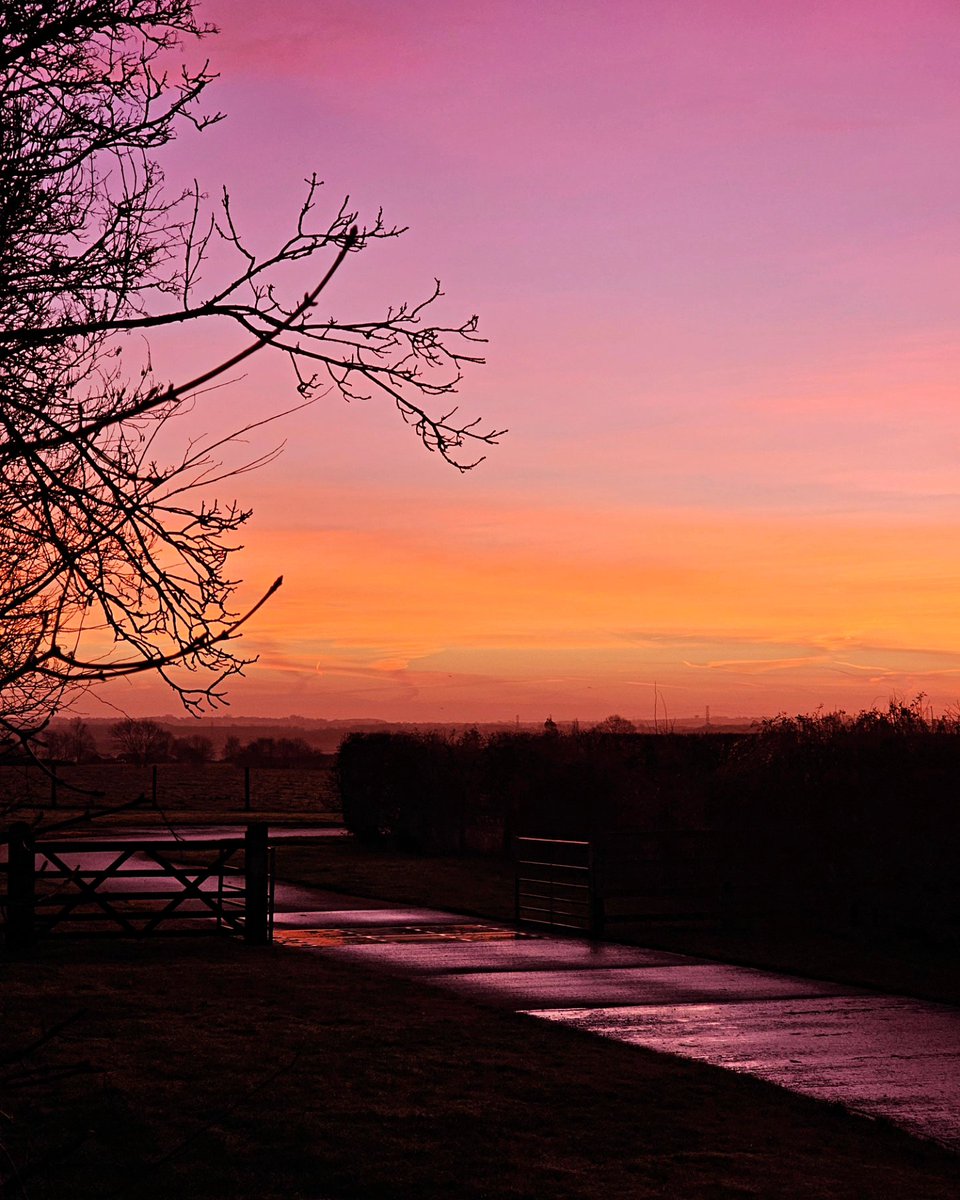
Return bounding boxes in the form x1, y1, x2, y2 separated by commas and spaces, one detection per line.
0, 762, 339, 825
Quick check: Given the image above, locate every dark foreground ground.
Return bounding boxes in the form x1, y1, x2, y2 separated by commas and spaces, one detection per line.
2, 835, 959, 1199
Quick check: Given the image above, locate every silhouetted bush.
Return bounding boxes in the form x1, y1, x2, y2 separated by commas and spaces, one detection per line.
336, 707, 959, 944
223, 736, 324, 768
338, 732, 468, 852
338, 729, 737, 850
715, 703, 960, 939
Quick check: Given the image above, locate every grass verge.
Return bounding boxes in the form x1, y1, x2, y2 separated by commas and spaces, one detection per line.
2, 936, 959, 1199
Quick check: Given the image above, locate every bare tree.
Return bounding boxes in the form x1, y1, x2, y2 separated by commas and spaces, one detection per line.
111, 718, 173, 765
592, 714, 637, 735
0, 1, 502, 748
171, 733, 213, 764
41, 718, 98, 764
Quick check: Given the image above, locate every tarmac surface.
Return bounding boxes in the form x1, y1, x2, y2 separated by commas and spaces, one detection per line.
272, 892, 960, 1155
63, 823, 347, 841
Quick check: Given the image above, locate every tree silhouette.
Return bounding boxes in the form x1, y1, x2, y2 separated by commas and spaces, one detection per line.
0, 1, 502, 747
171, 733, 214, 764
111, 718, 173, 766
593, 714, 637, 735
41, 717, 98, 764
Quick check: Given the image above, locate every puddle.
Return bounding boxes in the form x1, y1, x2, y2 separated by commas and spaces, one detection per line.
274, 923, 534, 948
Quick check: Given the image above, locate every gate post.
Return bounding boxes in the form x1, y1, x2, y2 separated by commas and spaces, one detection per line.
589, 841, 605, 938
244, 822, 270, 945
7, 822, 36, 952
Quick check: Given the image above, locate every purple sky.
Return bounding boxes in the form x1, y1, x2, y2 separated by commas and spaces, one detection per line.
89, 1, 960, 723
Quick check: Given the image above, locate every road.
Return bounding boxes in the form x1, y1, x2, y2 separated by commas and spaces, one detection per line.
15, 828, 960, 1153
64, 823, 347, 841
272, 894, 960, 1154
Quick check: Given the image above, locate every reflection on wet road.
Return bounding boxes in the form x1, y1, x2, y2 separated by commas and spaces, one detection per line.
275, 923, 530, 948
78, 824, 347, 841
274, 903, 960, 1153
530, 996, 960, 1152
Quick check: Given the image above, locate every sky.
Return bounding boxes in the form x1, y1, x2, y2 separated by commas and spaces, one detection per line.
88, 0, 960, 724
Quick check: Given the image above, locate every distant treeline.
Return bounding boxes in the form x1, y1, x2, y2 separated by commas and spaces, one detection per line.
338, 701, 960, 942
338, 726, 738, 851
3, 718, 332, 768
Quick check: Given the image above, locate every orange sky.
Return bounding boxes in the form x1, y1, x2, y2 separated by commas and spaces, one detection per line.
96, 488, 960, 722
77, 1, 960, 724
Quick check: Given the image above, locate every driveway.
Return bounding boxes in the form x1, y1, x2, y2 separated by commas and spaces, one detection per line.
272, 890, 960, 1154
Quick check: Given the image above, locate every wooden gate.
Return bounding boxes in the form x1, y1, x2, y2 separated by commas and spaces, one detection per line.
1, 823, 274, 949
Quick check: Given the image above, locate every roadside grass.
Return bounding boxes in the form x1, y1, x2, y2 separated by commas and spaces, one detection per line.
275, 836, 517, 920
4, 820, 957, 1195
612, 918, 960, 1008
2, 936, 959, 1200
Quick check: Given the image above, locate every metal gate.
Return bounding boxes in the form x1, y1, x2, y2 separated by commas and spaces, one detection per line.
514, 836, 598, 933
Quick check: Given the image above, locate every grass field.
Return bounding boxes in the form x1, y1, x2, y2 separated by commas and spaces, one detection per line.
0, 762, 338, 830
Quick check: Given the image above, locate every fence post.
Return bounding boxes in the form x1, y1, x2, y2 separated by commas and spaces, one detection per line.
513, 837, 521, 926
6, 822, 36, 952
244, 822, 270, 945
244, 765, 251, 812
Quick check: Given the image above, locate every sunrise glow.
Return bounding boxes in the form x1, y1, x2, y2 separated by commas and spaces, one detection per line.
86, 0, 960, 723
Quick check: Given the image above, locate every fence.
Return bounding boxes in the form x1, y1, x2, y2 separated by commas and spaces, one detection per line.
0, 762, 338, 815
1, 822, 274, 949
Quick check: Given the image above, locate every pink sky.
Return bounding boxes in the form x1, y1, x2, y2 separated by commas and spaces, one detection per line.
85, 0, 960, 723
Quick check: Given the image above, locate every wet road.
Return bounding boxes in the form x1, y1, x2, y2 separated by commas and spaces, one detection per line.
273, 898, 960, 1154
17, 832, 960, 1152
69, 823, 346, 841
532, 995, 960, 1152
